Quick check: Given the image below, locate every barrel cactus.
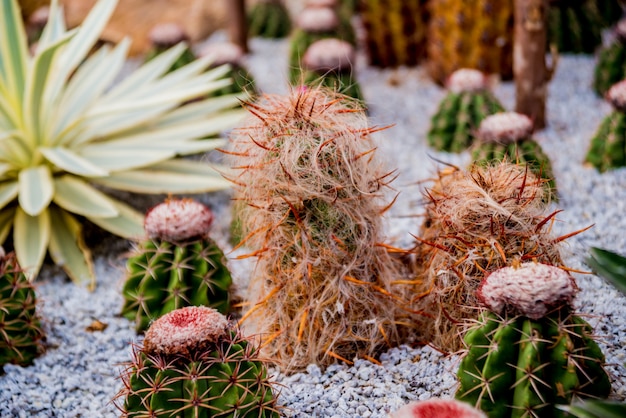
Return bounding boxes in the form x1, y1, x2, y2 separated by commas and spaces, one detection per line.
586, 79, 626, 172
548, 0, 604, 54
428, 68, 505, 153
594, 19, 626, 97
456, 262, 612, 417
0, 247, 45, 370
121, 198, 232, 333
248, 0, 292, 39
117, 306, 279, 417
198, 41, 257, 98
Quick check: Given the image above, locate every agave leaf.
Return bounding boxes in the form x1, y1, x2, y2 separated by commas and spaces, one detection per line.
52, 175, 118, 217
588, 247, 626, 294
39, 146, 109, 177
0, 0, 28, 109
37, 0, 67, 51
14, 206, 51, 279
0, 163, 13, 179
78, 149, 176, 172
0, 133, 31, 167
560, 401, 626, 418
18, 165, 54, 216
0, 181, 18, 209
151, 94, 244, 127
0, 89, 19, 129
48, 207, 95, 289
0, 207, 15, 244
86, 198, 144, 240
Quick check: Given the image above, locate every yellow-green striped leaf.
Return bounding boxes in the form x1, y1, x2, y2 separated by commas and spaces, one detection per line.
18, 165, 54, 216
14, 206, 50, 280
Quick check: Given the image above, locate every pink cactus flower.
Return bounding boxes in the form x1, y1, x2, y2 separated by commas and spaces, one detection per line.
477, 111, 534, 144
144, 198, 214, 242
390, 399, 486, 418
297, 7, 339, 32
302, 38, 355, 72
607, 79, 626, 112
446, 69, 487, 94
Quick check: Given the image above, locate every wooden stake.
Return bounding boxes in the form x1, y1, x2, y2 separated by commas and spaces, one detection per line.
226, 0, 249, 53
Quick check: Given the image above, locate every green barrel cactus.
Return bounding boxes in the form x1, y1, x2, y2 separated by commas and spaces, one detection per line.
548, 0, 605, 54
248, 0, 292, 39
144, 23, 197, 73
198, 42, 257, 99
586, 79, 626, 171
594, 19, 626, 97
456, 262, 611, 418
428, 68, 505, 153
0, 248, 45, 369
117, 306, 279, 417
121, 198, 232, 332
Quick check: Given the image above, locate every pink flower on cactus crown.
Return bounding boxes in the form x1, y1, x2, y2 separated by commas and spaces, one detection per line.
297, 7, 339, 32
390, 399, 486, 418
303, 38, 355, 73
198, 41, 244, 67
144, 198, 213, 242
607, 79, 626, 112
477, 111, 534, 144
446, 68, 487, 94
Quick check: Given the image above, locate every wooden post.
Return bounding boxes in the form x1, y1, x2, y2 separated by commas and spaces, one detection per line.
514, 0, 554, 130
227, 0, 249, 53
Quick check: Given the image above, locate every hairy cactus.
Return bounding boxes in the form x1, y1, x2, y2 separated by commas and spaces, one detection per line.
144, 23, 197, 73
121, 198, 232, 332
226, 86, 420, 372
594, 19, 626, 97
456, 262, 611, 417
391, 398, 486, 418
548, 0, 604, 54
248, 0, 292, 39
586, 79, 626, 171
361, 0, 428, 68
427, 0, 513, 85
428, 69, 505, 152
117, 306, 279, 417
198, 42, 257, 98
0, 248, 45, 370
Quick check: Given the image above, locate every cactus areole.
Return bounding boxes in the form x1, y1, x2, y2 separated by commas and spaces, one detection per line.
607, 79, 626, 112
144, 198, 214, 242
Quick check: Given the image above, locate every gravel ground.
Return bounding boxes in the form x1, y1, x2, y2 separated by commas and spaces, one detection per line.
1, 35, 625, 417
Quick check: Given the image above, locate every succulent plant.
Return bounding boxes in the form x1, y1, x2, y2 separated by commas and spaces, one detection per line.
548, 0, 604, 54
587, 247, 626, 294
593, 19, 626, 97
586, 79, 626, 171
121, 198, 232, 333
428, 69, 505, 153
198, 42, 257, 99
117, 306, 279, 417
248, 0, 292, 39
456, 262, 612, 417
226, 86, 419, 372
0, 0, 244, 287
144, 23, 197, 73
0, 247, 45, 370
391, 398, 486, 418
561, 400, 626, 418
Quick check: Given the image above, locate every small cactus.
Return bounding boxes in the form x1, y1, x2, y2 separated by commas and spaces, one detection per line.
144, 23, 196, 73
391, 398, 486, 418
428, 69, 505, 153
593, 19, 626, 97
117, 306, 279, 417
456, 262, 612, 417
0, 248, 45, 370
548, 0, 605, 54
248, 0, 292, 39
586, 79, 626, 172
120, 198, 232, 333
198, 41, 257, 98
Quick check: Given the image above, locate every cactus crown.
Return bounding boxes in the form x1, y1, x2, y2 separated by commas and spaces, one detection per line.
143, 198, 213, 242
392, 399, 487, 418
616, 18, 626, 42
477, 112, 534, 144
302, 38, 355, 72
148, 22, 189, 48
296, 7, 339, 32
199, 41, 245, 67
446, 68, 488, 93
607, 79, 626, 111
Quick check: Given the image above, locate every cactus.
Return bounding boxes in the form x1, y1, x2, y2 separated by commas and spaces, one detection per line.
226, 86, 420, 372
248, 0, 292, 38
470, 112, 556, 198
428, 69, 505, 152
117, 306, 279, 417
144, 23, 197, 73
597, 0, 624, 27
198, 42, 257, 98
120, 198, 232, 333
391, 398, 486, 418
427, 0, 514, 85
594, 19, 626, 97
548, 0, 604, 54
586, 79, 626, 171
456, 262, 611, 417
360, 0, 428, 68
0, 248, 45, 370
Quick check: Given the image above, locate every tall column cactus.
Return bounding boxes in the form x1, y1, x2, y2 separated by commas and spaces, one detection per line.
594, 19, 626, 97
456, 262, 612, 417
248, 0, 292, 39
548, 0, 605, 54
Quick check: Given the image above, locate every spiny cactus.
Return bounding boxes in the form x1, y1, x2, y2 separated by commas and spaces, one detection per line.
428, 69, 505, 153
586, 79, 626, 171
391, 398, 486, 418
144, 23, 197, 73
0, 248, 45, 370
248, 0, 292, 39
414, 162, 579, 351
594, 19, 626, 97
548, 0, 604, 54
226, 86, 421, 372
121, 198, 232, 333
198, 41, 257, 99
117, 306, 279, 417
456, 262, 611, 417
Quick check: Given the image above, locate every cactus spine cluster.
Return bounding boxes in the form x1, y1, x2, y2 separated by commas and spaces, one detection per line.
427, 0, 513, 85
360, 0, 427, 68
0, 248, 44, 369
121, 198, 232, 332
248, 0, 292, 39
593, 19, 626, 97
548, 0, 604, 54
456, 262, 611, 417
117, 306, 279, 417
428, 69, 505, 152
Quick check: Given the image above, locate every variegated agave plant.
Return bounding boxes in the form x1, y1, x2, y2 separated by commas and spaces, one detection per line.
0, 0, 244, 288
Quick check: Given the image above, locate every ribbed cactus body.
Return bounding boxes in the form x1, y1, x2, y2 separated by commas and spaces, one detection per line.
248, 0, 292, 39
456, 309, 611, 418
121, 239, 232, 332
594, 39, 626, 97
427, 0, 513, 85
586, 111, 626, 172
548, 0, 604, 54
428, 91, 504, 153
0, 252, 44, 369
361, 0, 427, 67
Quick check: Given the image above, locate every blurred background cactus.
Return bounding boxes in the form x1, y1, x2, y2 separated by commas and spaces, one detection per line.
17, 0, 49, 19
547, 0, 604, 54
428, 68, 504, 152
198, 41, 258, 98
248, 0, 292, 39
143, 23, 197, 73
120, 199, 232, 333
594, 18, 626, 97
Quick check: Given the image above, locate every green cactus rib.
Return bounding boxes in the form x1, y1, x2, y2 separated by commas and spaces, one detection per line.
594, 41, 626, 97
301, 69, 364, 102
122, 331, 279, 417
456, 310, 611, 418
428, 91, 505, 153
121, 239, 232, 332
548, 0, 604, 54
586, 111, 626, 172
248, 0, 292, 39
210, 65, 257, 99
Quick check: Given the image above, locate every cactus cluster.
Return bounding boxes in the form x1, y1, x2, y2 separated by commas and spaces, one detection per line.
548, 0, 604, 54
144, 23, 197, 73
198, 42, 257, 99
594, 19, 626, 97
456, 262, 611, 417
428, 69, 505, 153
0, 248, 45, 370
248, 0, 292, 39
120, 198, 232, 333
117, 306, 279, 417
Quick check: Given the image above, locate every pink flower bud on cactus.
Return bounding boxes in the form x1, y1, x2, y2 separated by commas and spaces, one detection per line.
477, 262, 577, 319
198, 41, 245, 67
302, 38, 355, 73
149, 23, 189, 48
143, 306, 229, 357
477, 111, 534, 144
607, 79, 626, 112
144, 198, 213, 242
297, 7, 339, 32
306, 0, 339, 8
390, 399, 486, 418
28, 6, 50, 29
446, 68, 487, 94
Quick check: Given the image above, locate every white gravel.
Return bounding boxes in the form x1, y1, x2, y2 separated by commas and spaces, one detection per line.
1, 35, 625, 417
